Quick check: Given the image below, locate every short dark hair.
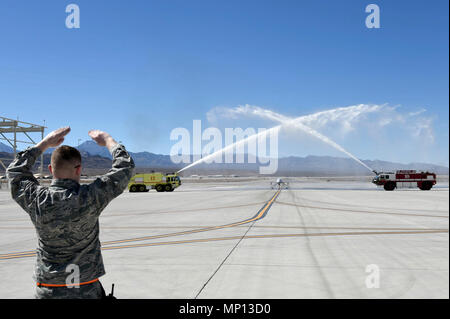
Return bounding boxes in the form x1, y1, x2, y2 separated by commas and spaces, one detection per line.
51, 145, 82, 170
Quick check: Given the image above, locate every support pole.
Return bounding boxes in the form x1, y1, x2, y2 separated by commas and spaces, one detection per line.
13, 121, 17, 157
40, 128, 44, 179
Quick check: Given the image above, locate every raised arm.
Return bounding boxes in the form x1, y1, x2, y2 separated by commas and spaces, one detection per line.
6, 127, 71, 213
82, 130, 135, 216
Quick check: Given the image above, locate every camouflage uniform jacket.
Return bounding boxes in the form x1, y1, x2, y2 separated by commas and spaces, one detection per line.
6, 144, 135, 286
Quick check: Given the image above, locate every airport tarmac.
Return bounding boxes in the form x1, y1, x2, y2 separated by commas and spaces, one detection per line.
0, 178, 448, 299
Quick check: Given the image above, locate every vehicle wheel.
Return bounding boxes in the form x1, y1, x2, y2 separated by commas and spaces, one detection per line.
420, 181, 432, 190
165, 184, 172, 192
384, 182, 396, 191
156, 185, 164, 192
130, 185, 137, 192
139, 185, 146, 192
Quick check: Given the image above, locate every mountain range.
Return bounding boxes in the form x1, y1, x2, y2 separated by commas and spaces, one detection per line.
1, 141, 448, 176
0, 142, 14, 153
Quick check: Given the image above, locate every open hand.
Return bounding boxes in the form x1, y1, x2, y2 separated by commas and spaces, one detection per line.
88, 130, 117, 149
37, 127, 71, 151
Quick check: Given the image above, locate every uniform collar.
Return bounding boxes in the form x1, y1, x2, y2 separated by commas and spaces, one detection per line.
50, 178, 80, 189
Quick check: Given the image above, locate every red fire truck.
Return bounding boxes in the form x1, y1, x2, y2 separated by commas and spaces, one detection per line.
372, 170, 436, 191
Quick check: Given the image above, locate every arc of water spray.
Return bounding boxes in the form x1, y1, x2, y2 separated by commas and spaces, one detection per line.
246, 107, 375, 173
177, 125, 281, 173
177, 107, 374, 173
284, 119, 374, 172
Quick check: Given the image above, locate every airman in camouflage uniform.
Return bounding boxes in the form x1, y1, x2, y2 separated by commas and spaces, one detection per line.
6, 127, 135, 299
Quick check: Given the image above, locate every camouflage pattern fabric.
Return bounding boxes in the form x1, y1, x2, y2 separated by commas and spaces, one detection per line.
6, 144, 134, 299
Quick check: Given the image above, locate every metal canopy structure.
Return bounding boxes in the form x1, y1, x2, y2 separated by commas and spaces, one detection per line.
0, 116, 46, 176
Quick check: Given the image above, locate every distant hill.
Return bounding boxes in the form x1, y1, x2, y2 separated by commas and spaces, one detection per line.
0, 142, 14, 153
77, 141, 111, 158
1, 141, 448, 176
0, 151, 112, 175
77, 141, 178, 168
277, 156, 449, 176
183, 155, 449, 176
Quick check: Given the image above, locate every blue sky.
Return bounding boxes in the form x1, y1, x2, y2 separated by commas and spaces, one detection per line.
0, 0, 448, 165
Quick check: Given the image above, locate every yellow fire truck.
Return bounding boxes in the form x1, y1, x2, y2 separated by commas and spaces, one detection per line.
128, 172, 181, 192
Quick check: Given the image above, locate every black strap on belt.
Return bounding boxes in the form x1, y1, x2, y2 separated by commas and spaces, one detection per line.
101, 283, 116, 300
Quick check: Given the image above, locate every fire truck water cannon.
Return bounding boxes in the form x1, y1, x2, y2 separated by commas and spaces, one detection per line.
371, 170, 436, 191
